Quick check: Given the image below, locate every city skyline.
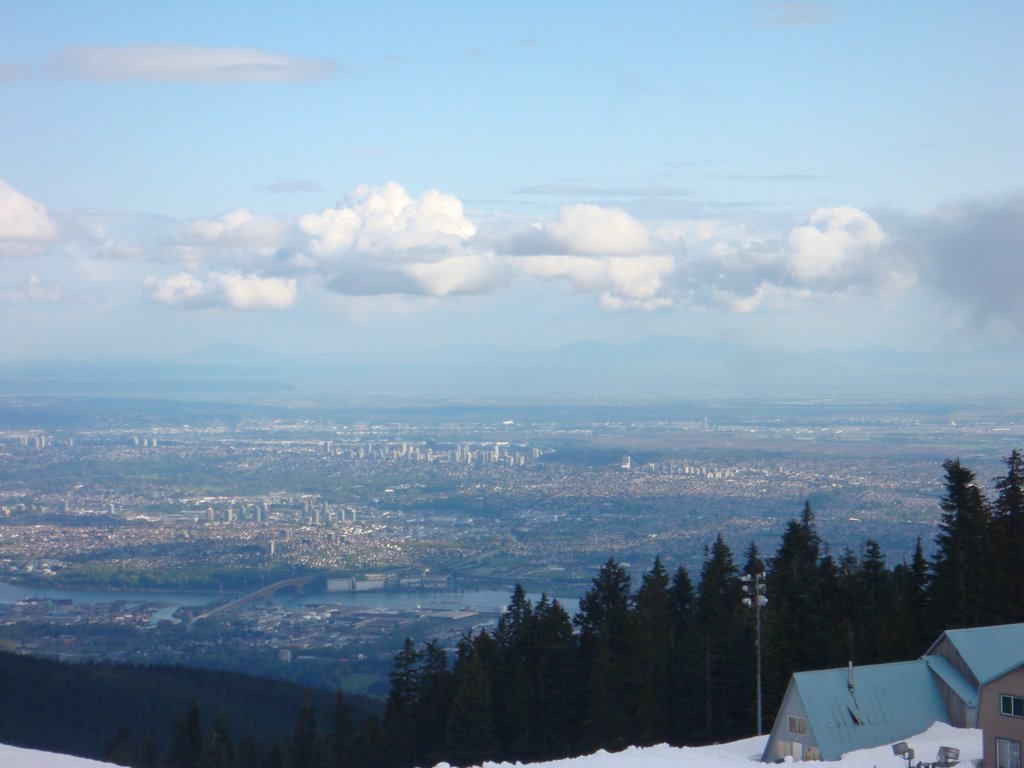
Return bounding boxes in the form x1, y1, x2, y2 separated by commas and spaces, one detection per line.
1, 1, 1021, 370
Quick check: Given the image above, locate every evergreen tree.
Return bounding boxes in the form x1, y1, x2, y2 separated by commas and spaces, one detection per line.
993, 449, 1024, 621
382, 638, 421, 767
352, 716, 387, 768
574, 559, 633, 752
630, 556, 675, 746
137, 736, 160, 768
668, 564, 697, 746
203, 713, 236, 768
445, 634, 498, 767
104, 725, 136, 767
928, 459, 996, 629
237, 733, 264, 768
856, 539, 891, 663
492, 585, 534, 759
764, 503, 823, 713
290, 702, 320, 768
413, 640, 452, 766
692, 534, 746, 743
529, 595, 580, 759
329, 693, 352, 768
168, 700, 205, 768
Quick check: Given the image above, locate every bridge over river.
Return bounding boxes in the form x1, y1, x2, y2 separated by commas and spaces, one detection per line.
187, 576, 315, 628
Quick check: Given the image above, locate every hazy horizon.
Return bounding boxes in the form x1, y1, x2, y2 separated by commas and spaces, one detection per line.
1, 2, 1022, 381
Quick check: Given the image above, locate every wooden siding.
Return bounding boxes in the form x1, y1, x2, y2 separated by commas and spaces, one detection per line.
932, 635, 981, 690
980, 664, 1024, 768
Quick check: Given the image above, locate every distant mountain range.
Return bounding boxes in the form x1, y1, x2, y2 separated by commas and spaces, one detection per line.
1, 336, 1021, 401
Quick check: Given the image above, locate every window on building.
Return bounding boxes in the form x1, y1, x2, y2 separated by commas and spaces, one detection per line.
789, 716, 807, 735
1002, 695, 1024, 718
996, 738, 1022, 768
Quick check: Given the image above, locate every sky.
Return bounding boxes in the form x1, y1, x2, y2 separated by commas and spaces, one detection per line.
0, 1, 1022, 362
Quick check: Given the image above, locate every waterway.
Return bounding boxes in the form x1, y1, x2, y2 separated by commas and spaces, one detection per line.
0, 582, 578, 618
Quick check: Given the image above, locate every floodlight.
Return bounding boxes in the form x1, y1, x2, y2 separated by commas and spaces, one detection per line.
891, 742, 914, 768
936, 746, 960, 767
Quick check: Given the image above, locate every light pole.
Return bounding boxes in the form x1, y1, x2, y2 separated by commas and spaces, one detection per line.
741, 571, 767, 735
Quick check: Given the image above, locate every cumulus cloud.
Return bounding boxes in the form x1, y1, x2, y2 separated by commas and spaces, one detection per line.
215, 272, 296, 310
516, 254, 675, 310
785, 206, 888, 284
0, 180, 58, 253
300, 182, 476, 258
145, 271, 295, 310
669, 205, 910, 313
296, 182, 498, 298
501, 204, 658, 257
46, 45, 334, 83
403, 253, 507, 296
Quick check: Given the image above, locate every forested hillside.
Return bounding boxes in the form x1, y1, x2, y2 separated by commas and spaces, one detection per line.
0, 653, 377, 767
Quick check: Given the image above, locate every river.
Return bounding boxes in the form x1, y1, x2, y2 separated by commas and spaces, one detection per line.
0, 582, 579, 619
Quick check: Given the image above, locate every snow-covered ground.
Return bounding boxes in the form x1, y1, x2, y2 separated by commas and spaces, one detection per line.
430, 723, 982, 768
0, 722, 982, 768
0, 743, 121, 767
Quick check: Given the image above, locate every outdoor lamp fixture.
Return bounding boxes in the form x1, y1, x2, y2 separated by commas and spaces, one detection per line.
892, 742, 914, 768
935, 746, 960, 767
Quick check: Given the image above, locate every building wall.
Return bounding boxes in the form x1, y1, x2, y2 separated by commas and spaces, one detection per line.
980, 665, 1024, 768
762, 682, 821, 762
932, 636, 981, 690
932, 674, 978, 727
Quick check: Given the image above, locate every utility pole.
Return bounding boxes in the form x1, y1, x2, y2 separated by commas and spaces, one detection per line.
741, 571, 767, 735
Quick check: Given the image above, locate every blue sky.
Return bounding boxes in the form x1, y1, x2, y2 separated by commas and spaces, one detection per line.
0, 1, 1021, 362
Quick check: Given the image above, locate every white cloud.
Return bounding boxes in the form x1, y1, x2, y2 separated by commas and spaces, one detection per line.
785, 206, 887, 284
214, 272, 296, 310
46, 45, 334, 83
145, 270, 296, 311
146, 272, 207, 307
403, 253, 506, 296
180, 208, 289, 247
300, 182, 476, 259
545, 204, 656, 256
298, 207, 361, 257
0, 180, 58, 251
515, 254, 675, 308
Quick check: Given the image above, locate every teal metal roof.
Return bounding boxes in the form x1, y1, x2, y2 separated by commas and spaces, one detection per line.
924, 654, 978, 707
792, 660, 950, 760
931, 623, 1024, 684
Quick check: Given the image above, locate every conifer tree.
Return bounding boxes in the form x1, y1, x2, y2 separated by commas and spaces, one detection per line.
445, 634, 498, 767
692, 534, 745, 743
492, 585, 534, 758
928, 459, 996, 629
204, 713, 236, 768
329, 692, 353, 768
413, 640, 452, 766
993, 449, 1024, 621
529, 595, 579, 759
382, 638, 421, 767
630, 556, 676, 746
290, 702, 320, 768
668, 564, 697, 746
764, 503, 823, 712
574, 558, 633, 751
